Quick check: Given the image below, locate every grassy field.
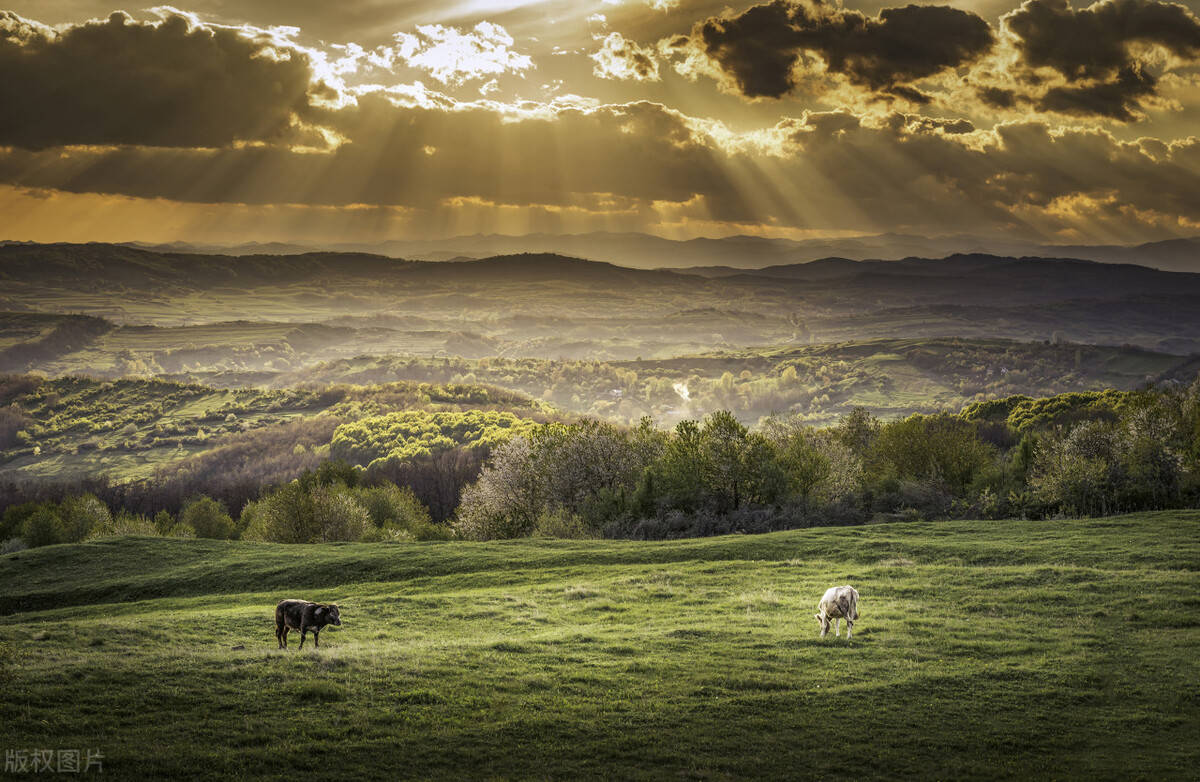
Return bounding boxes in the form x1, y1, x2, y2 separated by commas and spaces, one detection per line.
1, 513, 1198, 779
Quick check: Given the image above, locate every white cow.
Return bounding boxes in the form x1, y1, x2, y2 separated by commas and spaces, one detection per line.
815, 585, 859, 639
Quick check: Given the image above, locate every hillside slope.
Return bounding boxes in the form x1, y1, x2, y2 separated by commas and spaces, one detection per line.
0, 513, 1196, 779
4, 245, 1200, 356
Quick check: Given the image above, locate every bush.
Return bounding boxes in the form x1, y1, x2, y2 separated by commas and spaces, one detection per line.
153, 510, 175, 534
59, 494, 112, 542
868, 413, 995, 494
0, 503, 39, 541
0, 537, 27, 554
534, 509, 593, 539
310, 485, 373, 542
453, 437, 543, 540
241, 482, 376, 543
355, 484, 431, 532
21, 507, 64, 548
179, 496, 236, 539
87, 510, 158, 539
241, 483, 309, 543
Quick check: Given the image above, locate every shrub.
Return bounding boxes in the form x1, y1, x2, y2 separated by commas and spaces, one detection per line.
534, 509, 593, 539
0, 537, 27, 554
241, 484, 310, 543
0, 502, 40, 541
241, 482, 375, 543
310, 485, 373, 542
59, 494, 112, 542
868, 413, 995, 495
21, 507, 64, 548
353, 484, 445, 539
153, 510, 175, 534
87, 511, 158, 539
179, 496, 236, 539
355, 484, 428, 528
453, 437, 543, 540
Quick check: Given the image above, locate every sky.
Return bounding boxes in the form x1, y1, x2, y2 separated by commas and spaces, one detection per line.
0, 0, 1199, 245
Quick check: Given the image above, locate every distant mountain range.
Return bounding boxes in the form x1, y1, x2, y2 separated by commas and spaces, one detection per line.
42, 231, 1199, 273
2, 243, 1200, 356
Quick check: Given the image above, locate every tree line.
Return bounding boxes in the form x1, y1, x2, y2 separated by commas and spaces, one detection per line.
1, 379, 1197, 549
454, 381, 1200, 539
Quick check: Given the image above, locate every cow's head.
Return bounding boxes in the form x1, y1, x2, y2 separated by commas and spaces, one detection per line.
814, 613, 828, 630
326, 604, 342, 626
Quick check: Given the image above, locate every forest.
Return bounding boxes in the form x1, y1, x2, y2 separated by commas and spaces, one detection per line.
2, 244, 1199, 551
2, 376, 1196, 550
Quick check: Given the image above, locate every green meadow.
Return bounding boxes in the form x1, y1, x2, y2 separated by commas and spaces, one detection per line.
1, 512, 1197, 779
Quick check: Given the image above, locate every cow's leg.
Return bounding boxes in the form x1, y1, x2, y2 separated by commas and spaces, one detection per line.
846, 620, 853, 640
313, 629, 320, 648
299, 628, 307, 649
835, 617, 841, 637
281, 626, 289, 649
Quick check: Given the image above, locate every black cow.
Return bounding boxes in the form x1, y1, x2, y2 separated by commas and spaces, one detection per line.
275, 599, 342, 649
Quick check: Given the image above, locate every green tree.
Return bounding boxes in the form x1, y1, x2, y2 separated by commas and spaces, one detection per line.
700, 411, 751, 511
1030, 422, 1116, 516
179, 496, 236, 540
59, 494, 111, 543
655, 419, 706, 512
835, 407, 881, 458
21, 506, 64, 548
153, 510, 175, 535
355, 484, 432, 532
454, 437, 544, 540
869, 413, 995, 494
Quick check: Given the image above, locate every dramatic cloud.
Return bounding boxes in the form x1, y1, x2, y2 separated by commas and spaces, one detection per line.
1002, 0, 1200, 120
1, 3, 1199, 243
0, 96, 731, 213
672, 0, 995, 100
0, 10, 317, 149
769, 110, 1200, 230
1037, 62, 1159, 120
1005, 0, 1200, 79
2, 86, 1198, 240
392, 22, 533, 86
591, 32, 661, 81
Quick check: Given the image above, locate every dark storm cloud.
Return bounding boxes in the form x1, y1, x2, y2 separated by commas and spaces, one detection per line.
0, 96, 737, 213
0, 10, 316, 149
1, 93, 1198, 237
977, 86, 1020, 109
688, 0, 995, 99
0, 5, 1196, 239
1004, 0, 1200, 79
772, 110, 1200, 227
1003, 0, 1200, 120
1037, 63, 1158, 120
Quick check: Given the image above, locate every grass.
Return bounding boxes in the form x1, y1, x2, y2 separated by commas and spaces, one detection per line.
0, 512, 1198, 779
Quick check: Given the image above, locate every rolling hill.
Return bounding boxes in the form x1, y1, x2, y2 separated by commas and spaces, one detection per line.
0, 512, 1195, 778
3, 244, 1200, 355
111, 231, 1200, 272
